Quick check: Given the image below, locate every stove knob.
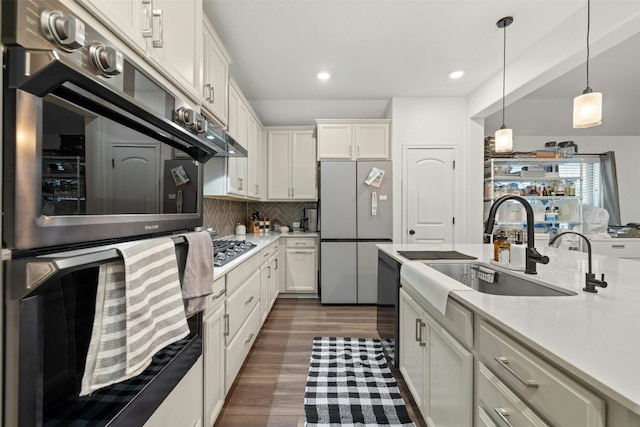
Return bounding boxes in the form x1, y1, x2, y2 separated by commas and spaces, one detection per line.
192, 117, 207, 134
226, 249, 236, 257
40, 10, 85, 51
216, 252, 226, 261
174, 107, 194, 126
89, 43, 123, 77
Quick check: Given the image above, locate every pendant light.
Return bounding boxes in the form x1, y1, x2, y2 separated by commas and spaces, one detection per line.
573, 0, 602, 128
495, 16, 514, 153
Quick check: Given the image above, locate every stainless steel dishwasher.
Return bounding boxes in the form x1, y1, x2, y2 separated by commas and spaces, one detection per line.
376, 250, 401, 368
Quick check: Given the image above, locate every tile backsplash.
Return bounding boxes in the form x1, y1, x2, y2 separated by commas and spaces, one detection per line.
203, 198, 318, 237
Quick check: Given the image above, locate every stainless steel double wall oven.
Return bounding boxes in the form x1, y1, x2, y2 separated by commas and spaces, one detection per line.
2, 0, 234, 425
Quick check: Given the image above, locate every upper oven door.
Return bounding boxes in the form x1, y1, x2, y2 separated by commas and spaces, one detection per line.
3, 47, 210, 251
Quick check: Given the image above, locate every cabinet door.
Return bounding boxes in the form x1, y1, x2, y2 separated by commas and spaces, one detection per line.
145, 0, 202, 102
285, 248, 317, 292
75, 0, 147, 52
424, 313, 473, 427
246, 115, 261, 199
317, 123, 353, 159
228, 85, 240, 140
202, 19, 229, 126
268, 251, 279, 310
291, 130, 317, 200
354, 123, 389, 159
203, 304, 225, 427
267, 131, 292, 200
399, 289, 426, 414
357, 242, 379, 304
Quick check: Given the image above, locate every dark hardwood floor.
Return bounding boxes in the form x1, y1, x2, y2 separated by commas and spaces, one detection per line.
214, 298, 427, 427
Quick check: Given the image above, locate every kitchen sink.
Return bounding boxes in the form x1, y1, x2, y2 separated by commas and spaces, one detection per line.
425, 263, 577, 297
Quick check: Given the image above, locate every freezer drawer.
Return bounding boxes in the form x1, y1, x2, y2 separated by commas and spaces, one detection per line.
357, 241, 380, 304
320, 241, 357, 303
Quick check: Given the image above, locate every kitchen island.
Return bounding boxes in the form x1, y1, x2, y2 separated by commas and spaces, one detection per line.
377, 242, 640, 426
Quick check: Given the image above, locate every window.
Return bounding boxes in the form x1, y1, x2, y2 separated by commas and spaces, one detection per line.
558, 157, 601, 207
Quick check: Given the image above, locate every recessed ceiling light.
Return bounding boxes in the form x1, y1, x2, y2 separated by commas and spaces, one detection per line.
449, 70, 464, 79
317, 72, 331, 80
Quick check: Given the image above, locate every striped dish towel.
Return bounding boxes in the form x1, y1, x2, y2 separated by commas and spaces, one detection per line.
80, 238, 189, 396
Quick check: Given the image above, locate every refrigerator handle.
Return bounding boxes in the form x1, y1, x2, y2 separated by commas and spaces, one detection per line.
371, 191, 377, 216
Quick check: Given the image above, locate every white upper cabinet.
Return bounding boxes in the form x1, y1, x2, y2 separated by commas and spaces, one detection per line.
75, 0, 203, 104
266, 128, 317, 201
75, 0, 147, 52
316, 120, 390, 160
202, 18, 231, 126
204, 80, 262, 200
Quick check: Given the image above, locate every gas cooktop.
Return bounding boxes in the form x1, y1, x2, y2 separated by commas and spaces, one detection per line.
212, 239, 257, 267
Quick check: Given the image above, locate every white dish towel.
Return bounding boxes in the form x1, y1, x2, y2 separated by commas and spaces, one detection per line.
400, 261, 472, 315
81, 237, 189, 396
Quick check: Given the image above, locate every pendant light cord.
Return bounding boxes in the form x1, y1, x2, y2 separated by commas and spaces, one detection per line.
502, 23, 507, 128
585, 0, 591, 90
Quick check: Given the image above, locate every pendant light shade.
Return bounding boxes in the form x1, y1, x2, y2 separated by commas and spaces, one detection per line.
573, 90, 602, 128
573, 0, 602, 128
495, 16, 513, 153
495, 127, 513, 153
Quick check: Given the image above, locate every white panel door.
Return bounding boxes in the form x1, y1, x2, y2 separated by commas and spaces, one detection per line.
112, 144, 160, 214
405, 148, 455, 243
291, 130, 317, 200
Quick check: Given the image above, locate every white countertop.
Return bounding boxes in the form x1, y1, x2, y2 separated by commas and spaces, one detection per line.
377, 242, 640, 414
213, 232, 318, 276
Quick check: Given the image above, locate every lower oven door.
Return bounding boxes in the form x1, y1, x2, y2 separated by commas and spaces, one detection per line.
3, 237, 202, 427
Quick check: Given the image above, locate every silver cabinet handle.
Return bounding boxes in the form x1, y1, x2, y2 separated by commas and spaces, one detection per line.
415, 318, 421, 342
142, 0, 153, 37
420, 322, 426, 347
494, 408, 514, 427
494, 356, 539, 388
268, 266, 271, 278
357, 145, 360, 157
291, 187, 295, 198
245, 295, 254, 305
211, 288, 226, 300
295, 242, 305, 246
274, 259, 278, 270
244, 332, 254, 345
348, 145, 352, 157
152, 9, 163, 48
210, 85, 215, 104
612, 244, 625, 249
204, 83, 212, 102
223, 314, 229, 336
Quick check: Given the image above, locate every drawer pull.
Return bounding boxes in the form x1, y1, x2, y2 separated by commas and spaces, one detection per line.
494, 408, 514, 427
415, 318, 421, 342
211, 288, 226, 300
494, 356, 539, 388
420, 322, 426, 347
245, 333, 254, 345
612, 245, 625, 249
245, 295, 254, 305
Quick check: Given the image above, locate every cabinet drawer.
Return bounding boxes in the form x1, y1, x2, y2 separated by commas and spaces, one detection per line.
477, 406, 499, 427
227, 252, 260, 295
477, 362, 550, 427
261, 242, 279, 264
285, 237, 316, 248
225, 303, 261, 393
478, 320, 605, 427
590, 240, 640, 259
206, 276, 226, 313
225, 269, 260, 342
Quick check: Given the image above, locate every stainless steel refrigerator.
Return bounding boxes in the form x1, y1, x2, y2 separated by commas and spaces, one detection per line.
320, 161, 392, 304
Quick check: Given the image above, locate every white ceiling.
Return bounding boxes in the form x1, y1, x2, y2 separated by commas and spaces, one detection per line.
203, 0, 640, 130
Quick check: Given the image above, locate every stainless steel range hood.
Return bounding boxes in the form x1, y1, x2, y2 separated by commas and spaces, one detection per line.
204, 119, 248, 157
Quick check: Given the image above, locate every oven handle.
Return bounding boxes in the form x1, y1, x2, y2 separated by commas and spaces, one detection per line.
7, 47, 218, 163
5, 235, 189, 301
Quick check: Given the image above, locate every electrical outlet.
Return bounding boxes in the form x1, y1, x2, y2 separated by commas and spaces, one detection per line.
293, 221, 300, 228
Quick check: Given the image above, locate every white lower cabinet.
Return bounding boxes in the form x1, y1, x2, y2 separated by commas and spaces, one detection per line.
225, 303, 261, 394
284, 238, 317, 293
144, 357, 203, 427
477, 320, 605, 427
203, 275, 226, 427
260, 241, 279, 324
399, 288, 473, 426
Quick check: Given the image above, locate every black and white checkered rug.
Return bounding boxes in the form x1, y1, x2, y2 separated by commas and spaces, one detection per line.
304, 337, 416, 427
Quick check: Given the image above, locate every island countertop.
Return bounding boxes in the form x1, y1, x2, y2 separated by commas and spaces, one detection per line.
377, 242, 640, 415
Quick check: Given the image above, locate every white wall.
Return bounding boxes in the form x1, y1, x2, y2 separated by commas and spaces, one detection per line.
389, 97, 481, 243
513, 136, 640, 225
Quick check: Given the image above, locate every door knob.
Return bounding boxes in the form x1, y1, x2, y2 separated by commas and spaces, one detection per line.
409, 229, 415, 235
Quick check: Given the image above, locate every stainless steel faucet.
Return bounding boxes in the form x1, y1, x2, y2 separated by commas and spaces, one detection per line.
549, 231, 608, 293
484, 195, 549, 274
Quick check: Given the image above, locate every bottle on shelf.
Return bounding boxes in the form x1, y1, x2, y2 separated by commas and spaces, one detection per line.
568, 182, 576, 196
493, 230, 510, 263
542, 186, 548, 196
